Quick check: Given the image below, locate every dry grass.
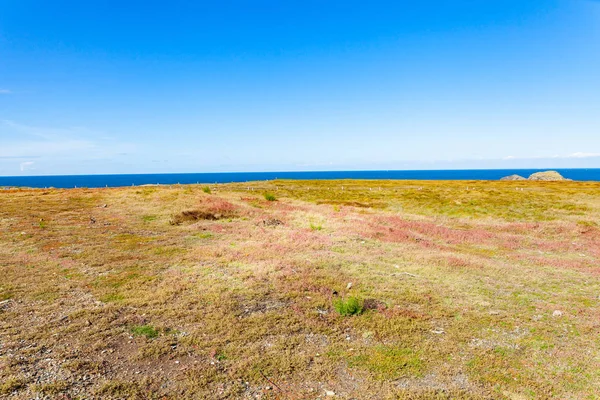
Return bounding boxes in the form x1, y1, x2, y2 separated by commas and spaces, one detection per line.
1, 180, 600, 399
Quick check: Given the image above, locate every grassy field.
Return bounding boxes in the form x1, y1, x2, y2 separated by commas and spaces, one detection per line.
1, 179, 600, 399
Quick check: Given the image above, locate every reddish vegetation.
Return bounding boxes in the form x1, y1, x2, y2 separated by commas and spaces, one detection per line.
171, 198, 241, 224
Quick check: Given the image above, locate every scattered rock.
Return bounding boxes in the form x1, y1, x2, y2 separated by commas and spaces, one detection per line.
500, 174, 526, 181
325, 390, 336, 396
528, 171, 571, 181
0, 299, 13, 310
552, 310, 563, 317
430, 328, 445, 334
346, 282, 353, 290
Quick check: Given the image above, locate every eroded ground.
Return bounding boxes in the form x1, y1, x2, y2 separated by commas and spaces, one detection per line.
1, 180, 599, 399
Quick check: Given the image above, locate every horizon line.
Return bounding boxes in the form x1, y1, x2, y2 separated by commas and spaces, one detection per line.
2, 167, 600, 179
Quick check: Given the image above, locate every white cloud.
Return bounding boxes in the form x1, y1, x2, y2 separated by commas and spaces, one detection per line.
566, 152, 600, 158
0, 89, 11, 94
20, 161, 35, 171
502, 152, 600, 160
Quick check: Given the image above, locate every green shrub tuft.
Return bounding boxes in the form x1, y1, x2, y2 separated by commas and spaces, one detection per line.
131, 324, 159, 339
334, 297, 364, 316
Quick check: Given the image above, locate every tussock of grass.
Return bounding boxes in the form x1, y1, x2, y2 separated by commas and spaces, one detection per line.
0, 378, 26, 395
264, 192, 277, 201
35, 381, 71, 396
333, 296, 364, 316
310, 222, 322, 231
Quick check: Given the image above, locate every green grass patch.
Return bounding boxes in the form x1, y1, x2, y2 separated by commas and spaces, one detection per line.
131, 324, 159, 339
193, 232, 213, 239
264, 193, 277, 201
100, 293, 125, 303
349, 345, 424, 379
334, 296, 364, 316
310, 223, 323, 231
141, 215, 157, 223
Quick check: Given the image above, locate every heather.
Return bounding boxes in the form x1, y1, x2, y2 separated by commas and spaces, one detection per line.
1, 179, 599, 399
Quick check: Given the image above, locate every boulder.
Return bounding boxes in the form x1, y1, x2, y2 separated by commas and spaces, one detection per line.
528, 171, 571, 181
500, 174, 527, 181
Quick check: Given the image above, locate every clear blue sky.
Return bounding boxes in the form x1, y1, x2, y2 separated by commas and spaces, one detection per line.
1, 0, 599, 175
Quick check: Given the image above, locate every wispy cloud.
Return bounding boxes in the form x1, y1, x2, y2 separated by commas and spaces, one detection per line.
565, 152, 600, 158
1, 119, 93, 140
0, 119, 136, 160
20, 161, 35, 172
0, 89, 11, 94
0, 155, 41, 159
503, 152, 600, 160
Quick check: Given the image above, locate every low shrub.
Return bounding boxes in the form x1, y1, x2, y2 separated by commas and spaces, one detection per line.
334, 297, 364, 316
170, 198, 238, 225
264, 193, 277, 201
202, 186, 211, 194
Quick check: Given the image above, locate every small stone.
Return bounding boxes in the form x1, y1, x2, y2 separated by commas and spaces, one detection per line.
346, 282, 353, 290
325, 390, 336, 396
552, 310, 563, 317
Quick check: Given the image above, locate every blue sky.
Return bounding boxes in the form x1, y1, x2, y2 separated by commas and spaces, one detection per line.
1, 0, 599, 175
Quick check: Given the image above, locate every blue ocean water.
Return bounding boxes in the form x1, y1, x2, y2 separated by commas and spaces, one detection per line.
1, 169, 599, 189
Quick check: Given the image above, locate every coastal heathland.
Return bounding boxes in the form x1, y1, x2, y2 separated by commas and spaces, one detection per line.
1, 180, 599, 399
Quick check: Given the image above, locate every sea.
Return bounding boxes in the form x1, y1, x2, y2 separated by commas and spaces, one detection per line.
1, 169, 599, 189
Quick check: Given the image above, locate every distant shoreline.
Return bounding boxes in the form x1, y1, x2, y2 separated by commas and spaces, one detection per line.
1, 168, 600, 189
